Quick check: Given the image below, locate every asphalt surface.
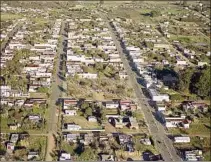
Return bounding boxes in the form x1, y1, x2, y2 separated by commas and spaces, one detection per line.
101, 13, 182, 161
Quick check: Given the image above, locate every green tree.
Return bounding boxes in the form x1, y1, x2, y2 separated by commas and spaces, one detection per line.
85, 107, 93, 117
177, 68, 194, 93
192, 68, 210, 98
76, 147, 97, 161
150, 10, 161, 17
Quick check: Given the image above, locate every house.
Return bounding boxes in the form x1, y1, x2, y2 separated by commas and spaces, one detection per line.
148, 88, 169, 102
65, 123, 81, 131
182, 101, 208, 113
78, 73, 98, 79
119, 72, 128, 79
10, 134, 19, 143
197, 61, 207, 67
64, 133, 79, 143
141, 138, 152, 145
105, 101, 119, 109
158, 112, 188, 128
28, 115, 41, 122
114, 119, 123, 129
64, 109, 77, 116
118, 134, 131, 145
155, 101, 166, 111
83, 133, 94, 145
129, 117, 139, 129
59, 153, 71, 161
6, 142, 15, 153
63, 98, 78, 109
9, 123, 21, 130
174, 136, 190, 143
15, 99, 25, 107
100, 154, 115, 161
176, 60, 187, 66
184, 150, 203, 161
27, 151, 39, 160
88, 116, 97, 122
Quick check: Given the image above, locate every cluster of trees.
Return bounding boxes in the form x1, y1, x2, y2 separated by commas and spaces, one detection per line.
177, 66, 210, 99
156, 66, 210, 99
80, 102, 105, 122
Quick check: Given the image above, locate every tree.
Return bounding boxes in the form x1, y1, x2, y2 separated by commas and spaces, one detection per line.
177, 68, 194, 93
95, 62, 104, 72
85, 107, 93, 117
76, 147, 97, 161
192, 67, 210, 98
150, 10, 161, 17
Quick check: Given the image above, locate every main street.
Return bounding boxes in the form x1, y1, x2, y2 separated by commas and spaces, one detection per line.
101, 12, 182, 161
45, 20, 66, 161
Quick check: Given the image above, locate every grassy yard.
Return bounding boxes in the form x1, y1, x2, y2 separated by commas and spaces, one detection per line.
63, 115, 101, 129
30, 92, 48, 98
19, 136, 47, 160
1, 13, 23, 21
168, 119, 210, 137
186, 123, 210, 136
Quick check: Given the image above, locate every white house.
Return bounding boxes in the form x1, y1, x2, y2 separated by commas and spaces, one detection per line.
174, 136, 190, 143
105, 101, 119, 109
88, 116, 97, 122
78, 73, 98, 79
176, 60, 187, 66
66, 124, 81, 131
148, 88, 169, 102
59, 153, 71, 161
64, 109, 77, 116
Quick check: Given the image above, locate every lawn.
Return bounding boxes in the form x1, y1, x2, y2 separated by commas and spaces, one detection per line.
20, 136, 47, 160
63, 115, 101, 129
1, 13, 22, 21
30, 92, 48, 98
187, 123, 210, 136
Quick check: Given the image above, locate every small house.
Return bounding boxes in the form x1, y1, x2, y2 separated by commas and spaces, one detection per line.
27, 151, 39, 160
174, 136, 190, 143
64, 109, 77, 116
105, 101, 119, 109
88, 116, 97, 122
59, 153, 71, 161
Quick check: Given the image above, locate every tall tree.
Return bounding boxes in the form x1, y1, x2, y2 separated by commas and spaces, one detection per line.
193, 67, 210, 98
177, 68, 194, 93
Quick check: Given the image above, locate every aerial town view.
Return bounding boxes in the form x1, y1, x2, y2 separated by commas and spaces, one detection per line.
0, 1, 210, 161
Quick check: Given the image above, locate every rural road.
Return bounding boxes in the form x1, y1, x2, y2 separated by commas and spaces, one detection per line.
45, 20, 66, 161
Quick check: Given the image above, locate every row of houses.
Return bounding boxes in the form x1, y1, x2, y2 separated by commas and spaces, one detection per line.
1, 18, 62, 96
112, 20, 170, 103
66, 18, 127, 79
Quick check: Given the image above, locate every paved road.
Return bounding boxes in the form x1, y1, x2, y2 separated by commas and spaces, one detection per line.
101, 13, 182, 161
45, 20, 66, 161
